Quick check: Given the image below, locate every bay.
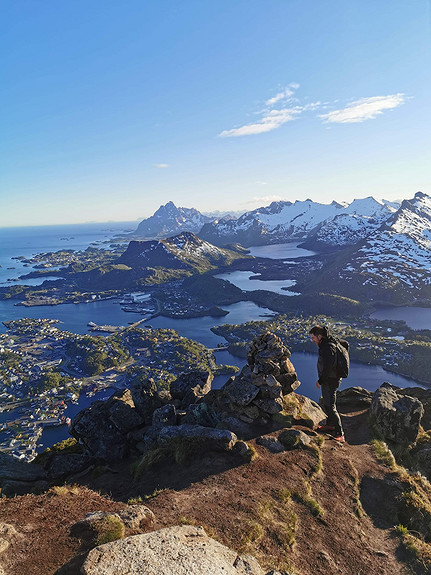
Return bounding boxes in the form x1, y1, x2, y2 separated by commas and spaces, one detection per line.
370, 307, 431, 331
0, 299, 143, 335
214, 270, 299, 295
147, 301, 276, 347
0, 221, 135, 286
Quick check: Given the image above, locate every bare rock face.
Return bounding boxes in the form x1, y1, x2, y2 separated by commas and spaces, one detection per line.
216, 332, 301, 424
170, 371, 213, 408
397, 387, 431, 431
370, 383, 424, 444
0, 453, 48, 497
79, 525, 266, 575
70, 381, 165, 461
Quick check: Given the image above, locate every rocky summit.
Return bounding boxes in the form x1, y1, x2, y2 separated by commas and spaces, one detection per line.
63, 332, 323, 468
1, 332, 431, 575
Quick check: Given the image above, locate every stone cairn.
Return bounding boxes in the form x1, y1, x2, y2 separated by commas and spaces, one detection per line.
218, 332, 300, 424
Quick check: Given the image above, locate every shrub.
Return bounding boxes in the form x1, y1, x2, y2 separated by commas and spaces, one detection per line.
92, 515, 125, 546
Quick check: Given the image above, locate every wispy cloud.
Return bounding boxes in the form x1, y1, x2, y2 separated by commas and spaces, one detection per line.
219, 107, 303, 138
154, 163, 169, 168
319, 94, 406, 123
219, 88, 408, 138
219, 84, 305, 138
265, 83, 299, 106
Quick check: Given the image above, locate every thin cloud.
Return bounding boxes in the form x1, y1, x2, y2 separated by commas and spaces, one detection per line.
154, 163, 169, 168
219, 84, 303, 138
265, 83, 299, 107
319, 94, 406, 123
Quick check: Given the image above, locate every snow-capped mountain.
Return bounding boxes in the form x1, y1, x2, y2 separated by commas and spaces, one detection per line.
309, 192, 431, 303
302, 197, 398, 249
134, 202, 213, 239
118, 231, 249, 272
198, 197, 399, 248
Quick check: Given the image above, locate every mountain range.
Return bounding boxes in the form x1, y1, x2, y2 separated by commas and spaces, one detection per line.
310, 191, 431, 304
133, 192, 431, 305
199, 197, 400, 249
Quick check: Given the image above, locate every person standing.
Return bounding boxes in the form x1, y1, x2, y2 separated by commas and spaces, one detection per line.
309, 325, 345, 443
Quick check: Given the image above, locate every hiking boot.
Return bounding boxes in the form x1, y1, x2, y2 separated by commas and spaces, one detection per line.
333, 434, 345, 443
316, 424, 335, 432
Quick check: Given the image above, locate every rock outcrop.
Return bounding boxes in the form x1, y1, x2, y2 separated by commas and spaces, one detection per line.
78, 525, 267, 575
69, 382, 166, 461
64, 332, 324, 470
370, 383, 424, 444
170, 371, 213, 408
397, 387, 431, 431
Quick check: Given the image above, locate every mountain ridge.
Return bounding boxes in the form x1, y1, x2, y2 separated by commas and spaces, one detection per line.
297, 191, 431, 304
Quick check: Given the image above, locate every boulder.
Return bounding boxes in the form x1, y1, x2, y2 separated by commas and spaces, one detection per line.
397, 387, 431, 430
337, 387, 373, 410
370, 383, 424, 444
70, 401, 129, 461
411, 441, 431, 479
117, 505, 155, 530
46, 453, 92, 480
218, 416, 255, 439
107, 389, 145, 433
223, 378, 260, 407
0, 452, 47, 482
182, 403, 220, 427
0, 523, 21, 556
278, 429, 312, 450
294, 395, 326, 429
1, 478, 50, 497
70, 383, 162, 460
157, 425, 237, 454
253, 397, 283, 415
256, 435, 285, 453
79, 525, 266, 575
70, 511, 125, 548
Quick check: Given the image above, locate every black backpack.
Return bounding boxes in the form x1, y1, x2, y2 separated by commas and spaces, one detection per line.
335, 338, 349, 378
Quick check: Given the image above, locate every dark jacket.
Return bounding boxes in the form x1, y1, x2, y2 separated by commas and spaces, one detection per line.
317, 336, 341, 385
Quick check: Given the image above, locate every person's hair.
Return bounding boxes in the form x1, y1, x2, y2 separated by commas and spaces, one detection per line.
309, 325, 329, 338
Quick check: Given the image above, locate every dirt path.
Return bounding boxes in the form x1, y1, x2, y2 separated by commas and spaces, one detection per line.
298, 410, 410, 574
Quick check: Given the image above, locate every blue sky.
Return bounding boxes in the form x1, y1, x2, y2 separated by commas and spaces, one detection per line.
1, 0, 430, 226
